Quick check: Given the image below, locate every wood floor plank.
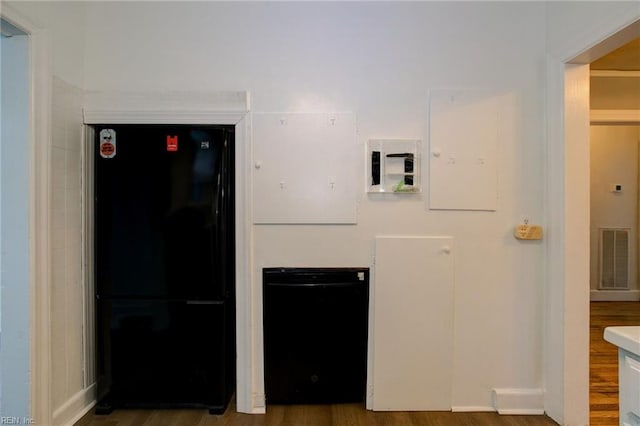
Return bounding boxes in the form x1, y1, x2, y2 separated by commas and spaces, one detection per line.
76, 404, 558, 426
589, 301, 640, 425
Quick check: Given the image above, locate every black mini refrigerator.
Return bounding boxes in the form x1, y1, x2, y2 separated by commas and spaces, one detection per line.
263, 268, 370, 404
94, 125, 235, 414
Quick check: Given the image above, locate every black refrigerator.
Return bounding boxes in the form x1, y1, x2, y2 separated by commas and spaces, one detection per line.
94, 124, 235, 415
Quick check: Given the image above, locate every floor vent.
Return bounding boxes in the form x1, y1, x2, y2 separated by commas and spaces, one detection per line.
600, 228, 630, 290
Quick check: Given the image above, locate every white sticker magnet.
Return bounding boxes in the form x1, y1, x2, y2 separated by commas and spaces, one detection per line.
99, 129, 116, 159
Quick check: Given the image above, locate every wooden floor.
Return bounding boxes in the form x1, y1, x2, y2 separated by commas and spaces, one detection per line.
590, 301, 640, 425
76, 301, 640, 426
76, 401, 559, 426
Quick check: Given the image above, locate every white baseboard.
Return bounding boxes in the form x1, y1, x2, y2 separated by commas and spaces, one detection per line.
52, 384, 96, 426
492, 388, 544, 415
451, 406, 495, 412
590, 289, 640, 302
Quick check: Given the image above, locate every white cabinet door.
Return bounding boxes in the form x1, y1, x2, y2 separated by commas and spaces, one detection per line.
252, 112, 358, 224
429, 90, 499, 211
371, 236, 454, 411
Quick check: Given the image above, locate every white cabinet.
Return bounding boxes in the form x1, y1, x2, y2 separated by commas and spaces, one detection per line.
370, 236, 454, 410
620, 351, 640, 426
604, 326, 640, 425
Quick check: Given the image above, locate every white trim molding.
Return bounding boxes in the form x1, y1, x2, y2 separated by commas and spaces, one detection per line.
31, 42, 53, 423
545, 61, 592, 426
451, 406, 495, 412
52, 384, 96, 426
492, 388, 544, 415
591, 109, 640, 124
590, 290, 640, 302
83, 90, 250, 124
233, 112, 263, 414
81, 125, 96, 389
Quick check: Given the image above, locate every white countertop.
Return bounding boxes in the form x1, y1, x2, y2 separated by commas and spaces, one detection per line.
604, 326, 640, 355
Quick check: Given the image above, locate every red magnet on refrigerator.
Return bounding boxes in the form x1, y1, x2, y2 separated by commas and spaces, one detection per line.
167, 135, 178, 152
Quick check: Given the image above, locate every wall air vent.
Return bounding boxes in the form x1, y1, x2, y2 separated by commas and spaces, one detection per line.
600, 228, 630, 290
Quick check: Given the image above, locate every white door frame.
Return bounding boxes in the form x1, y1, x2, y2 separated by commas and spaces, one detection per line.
1, 4, 53, 425
545, 18, 640, 425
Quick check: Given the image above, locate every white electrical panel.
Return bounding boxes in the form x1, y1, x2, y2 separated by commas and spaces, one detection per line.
429, 90, 500, 211
252, 112, 358, 224
367, 139, 421, 193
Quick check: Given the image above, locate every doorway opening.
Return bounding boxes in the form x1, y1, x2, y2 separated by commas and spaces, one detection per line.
588, 36, 640, 423
589, 37, 640, 302
0, 17, 30, 417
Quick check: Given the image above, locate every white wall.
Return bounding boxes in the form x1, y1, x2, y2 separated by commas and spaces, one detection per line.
0, 33, 30, 420
546, 1, 640, 62
5, 1, 86, 88
84, 1, 547, 411
590, 125, 640, 293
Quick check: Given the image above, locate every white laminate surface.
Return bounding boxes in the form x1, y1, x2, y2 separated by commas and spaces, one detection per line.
604, 326, 640, 355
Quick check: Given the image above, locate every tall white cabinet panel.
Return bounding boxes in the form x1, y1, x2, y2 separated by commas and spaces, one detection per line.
371, 236, 454, 411
429, 90, 500, 211
252, 112, 358, 224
